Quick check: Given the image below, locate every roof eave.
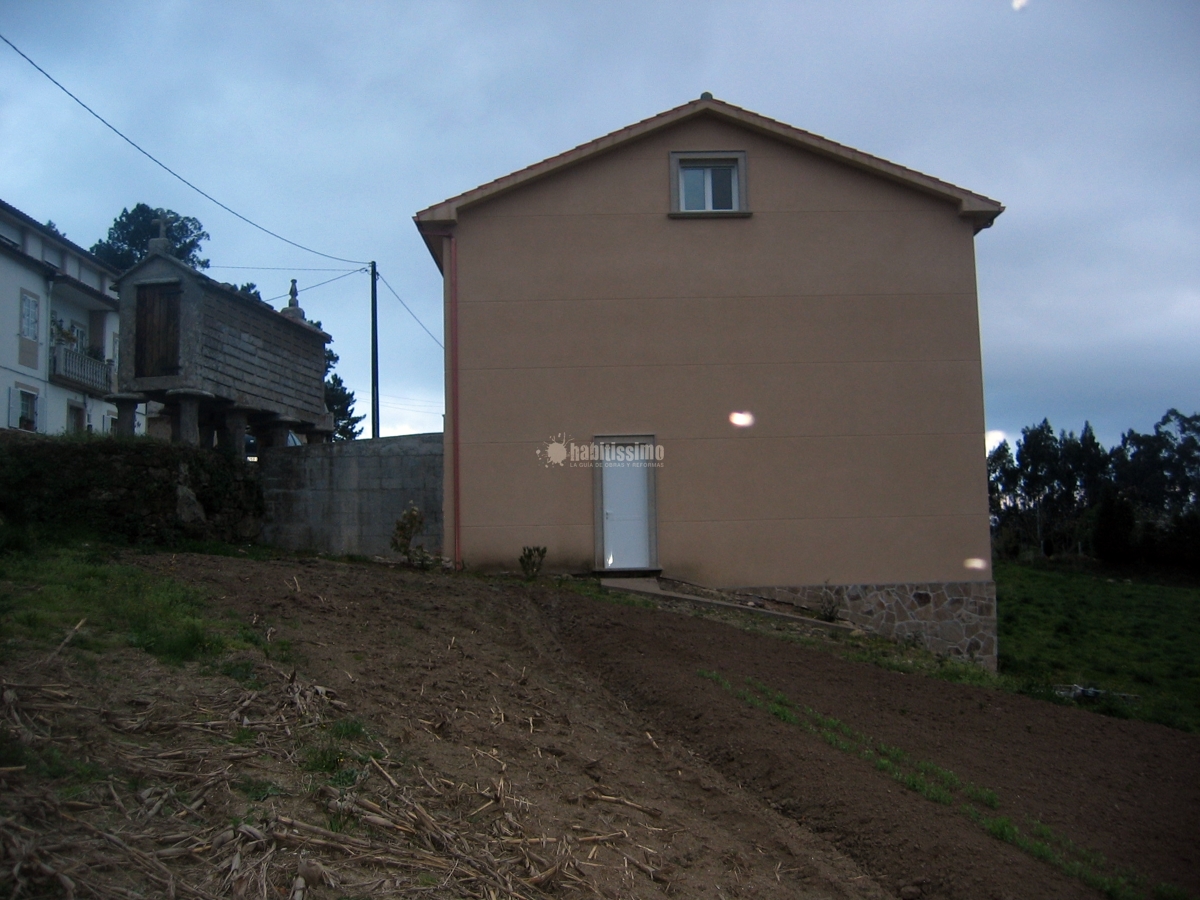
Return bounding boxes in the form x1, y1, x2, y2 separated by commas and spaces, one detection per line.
0, 197, 122, 277
52, 272, 120, 311
413, 218, 455, 273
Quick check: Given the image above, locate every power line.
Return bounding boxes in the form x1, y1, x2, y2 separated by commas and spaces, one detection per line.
380, 393, 443, 406
377, 271, 443, 350
379, 396, 442, 407
0, 31, 370, 266
208, 265, 361, 272
380, 401, 444, 414
263, 267, 367, 303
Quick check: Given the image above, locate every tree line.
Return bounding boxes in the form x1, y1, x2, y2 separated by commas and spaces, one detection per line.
988, 409, 1199, 572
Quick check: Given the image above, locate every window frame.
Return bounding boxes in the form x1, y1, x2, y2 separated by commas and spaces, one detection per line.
19, 291, 39, 341
18, 389, 38, 432
669, 150, 750, 217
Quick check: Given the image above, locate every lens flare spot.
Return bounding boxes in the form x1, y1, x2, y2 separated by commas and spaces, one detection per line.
729, 411, 755, 427
963, 558, 987, 570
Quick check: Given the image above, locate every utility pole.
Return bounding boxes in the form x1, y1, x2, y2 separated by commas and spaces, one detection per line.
370, 261, 380, 439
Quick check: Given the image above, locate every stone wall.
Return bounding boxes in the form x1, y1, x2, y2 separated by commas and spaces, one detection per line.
259, 433, 442, 557
747, 581, 997, 670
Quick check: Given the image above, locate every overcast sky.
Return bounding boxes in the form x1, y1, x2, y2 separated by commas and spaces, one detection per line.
1, 1, 1196, 448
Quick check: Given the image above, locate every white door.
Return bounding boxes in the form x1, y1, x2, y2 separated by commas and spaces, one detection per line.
601, 446, 652, 569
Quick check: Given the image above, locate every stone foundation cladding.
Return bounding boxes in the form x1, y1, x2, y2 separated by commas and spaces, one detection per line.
744, 581, 997, 671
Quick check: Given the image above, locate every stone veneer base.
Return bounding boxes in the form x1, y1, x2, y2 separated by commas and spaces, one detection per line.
738, 581, 997, 671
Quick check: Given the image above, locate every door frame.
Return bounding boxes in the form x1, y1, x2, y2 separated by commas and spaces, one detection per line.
592, 434, 659, 573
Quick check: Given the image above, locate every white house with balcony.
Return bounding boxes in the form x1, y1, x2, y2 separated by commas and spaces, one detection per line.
0, 197, 139, 435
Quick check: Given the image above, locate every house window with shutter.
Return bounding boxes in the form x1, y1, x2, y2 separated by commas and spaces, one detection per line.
8, 386, 38, 432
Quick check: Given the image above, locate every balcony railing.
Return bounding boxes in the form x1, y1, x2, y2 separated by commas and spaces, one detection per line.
49, 344, 115, 396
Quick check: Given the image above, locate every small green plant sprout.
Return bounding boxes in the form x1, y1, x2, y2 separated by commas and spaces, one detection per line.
519, 546, 547, 580
698, 669, 732, 690
964, 782, 1000, 809
917, 760, 961, 790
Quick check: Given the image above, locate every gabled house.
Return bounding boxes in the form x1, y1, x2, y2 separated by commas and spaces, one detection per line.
414, 96, 1003, 665
0, 198, 130, 436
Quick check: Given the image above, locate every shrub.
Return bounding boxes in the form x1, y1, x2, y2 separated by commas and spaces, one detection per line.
519, 546, 547, 580
0, 432, 262, 544
816, 582, 843, 622
390, 503, 423, 555
391, 503, 439, 569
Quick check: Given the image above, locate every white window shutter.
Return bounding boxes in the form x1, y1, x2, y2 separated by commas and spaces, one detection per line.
6, 388, 15, 429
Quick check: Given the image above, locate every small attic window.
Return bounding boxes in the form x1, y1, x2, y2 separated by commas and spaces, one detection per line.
669, 151, 749, 217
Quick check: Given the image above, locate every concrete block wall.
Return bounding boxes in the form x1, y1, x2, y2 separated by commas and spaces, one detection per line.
259, 433, 443, 557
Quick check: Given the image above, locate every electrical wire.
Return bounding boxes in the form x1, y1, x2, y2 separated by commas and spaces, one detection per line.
0, 31, 370, 266
377, 271, 443, 350
208, 265, 361, 272
380, 402, 444, 414
379, 398, 443, 412
263, 267, 367, 303
380, 393, 443, 407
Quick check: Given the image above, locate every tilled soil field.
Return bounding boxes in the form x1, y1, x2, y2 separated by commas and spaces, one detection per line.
2, 552, 1196, 900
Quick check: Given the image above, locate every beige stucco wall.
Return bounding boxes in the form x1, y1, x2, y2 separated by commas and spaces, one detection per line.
442, 114, 992, 588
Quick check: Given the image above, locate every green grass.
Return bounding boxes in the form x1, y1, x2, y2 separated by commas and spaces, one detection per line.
917, 760, 961, 790
900, 772, 954, 805
995, 561, 1200, 732
235, 778, 282, 801
698, 669, 732, 690
303, 743, 344, 773
330, 719, 367, 740
0, 545, 223, 665
961, 809, 1151, 900
219, 658, 262, 686
0, 730, 105, 783
964, 782, 1000, 809
328, 768, 359, 788
231, 727, 258, 746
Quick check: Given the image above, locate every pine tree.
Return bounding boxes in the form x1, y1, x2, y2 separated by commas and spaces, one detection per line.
90, 204, 210, 271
